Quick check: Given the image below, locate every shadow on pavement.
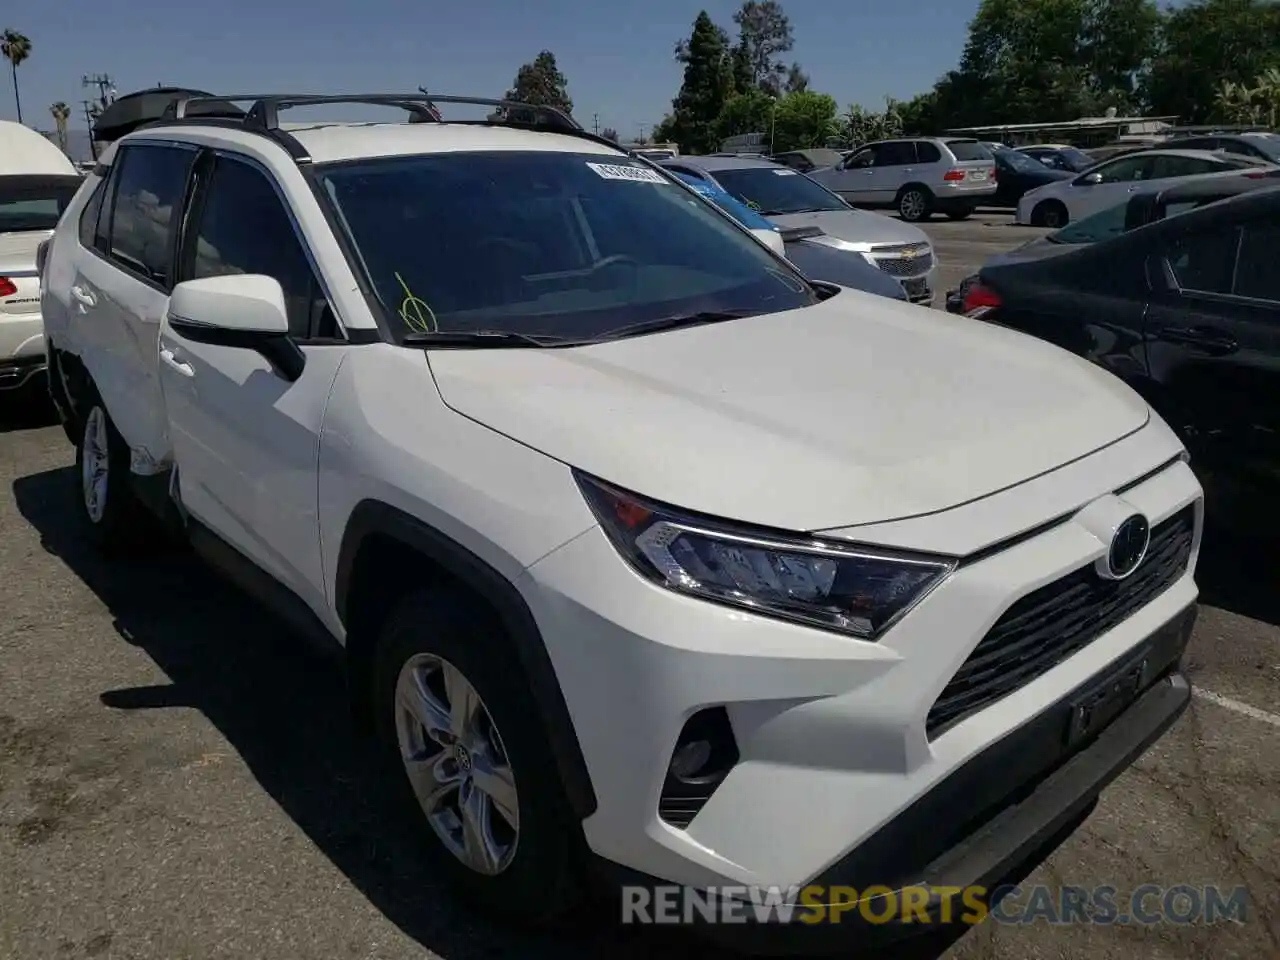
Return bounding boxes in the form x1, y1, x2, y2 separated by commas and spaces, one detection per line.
0, 379, 59, 434
12, 465, 969, 960
1195, 519, 1280, 629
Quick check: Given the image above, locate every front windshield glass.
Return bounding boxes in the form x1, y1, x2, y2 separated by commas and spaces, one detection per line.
1048, 200, 1129, 244
318, 152, 815, 340
709, 166, 848, 215
0, 176, 81, 233
672, 172, 779, 232
999, 150, 1045, 173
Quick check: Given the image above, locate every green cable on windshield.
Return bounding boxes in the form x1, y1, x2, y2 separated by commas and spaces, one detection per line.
395, 271, 437, 334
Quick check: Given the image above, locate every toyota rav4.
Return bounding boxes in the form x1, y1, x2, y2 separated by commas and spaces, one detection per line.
38, 93, 1203, 954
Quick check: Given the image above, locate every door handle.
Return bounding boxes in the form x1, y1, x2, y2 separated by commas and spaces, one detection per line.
160, 347, 194, 377
1157, 325, 1239, 355
70, 285, 97, 308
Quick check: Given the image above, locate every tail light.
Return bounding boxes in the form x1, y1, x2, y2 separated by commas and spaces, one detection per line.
0, 277, 17, 298
943, 169, 966, 181
962, 280, 1002, 314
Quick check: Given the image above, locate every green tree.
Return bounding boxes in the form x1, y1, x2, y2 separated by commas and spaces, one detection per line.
712, 88, 774, 143
1, 29, 31, 124
1147, 0, 1280, 123
668, 11, 734, 154
733, 0, 795, 94
771, 91, 839, 151
600, 126, 619, 142
498, 50, 573, 122
49, 100, 70, 152
730, 39, 753, 93
783, 63, 810, 94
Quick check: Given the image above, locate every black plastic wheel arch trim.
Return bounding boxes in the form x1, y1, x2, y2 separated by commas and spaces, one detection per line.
333, 499, 598, 818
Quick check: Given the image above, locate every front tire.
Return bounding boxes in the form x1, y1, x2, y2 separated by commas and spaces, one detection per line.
373, 587, 586, 925
74, 401, 147, 554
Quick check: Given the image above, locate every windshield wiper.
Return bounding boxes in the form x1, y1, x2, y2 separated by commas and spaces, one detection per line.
402, 330, 586, 348
759, 206, 830, 215
597, 310, 756, 341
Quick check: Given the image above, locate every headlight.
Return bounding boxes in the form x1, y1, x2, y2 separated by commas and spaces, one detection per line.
576, 473, 956, 640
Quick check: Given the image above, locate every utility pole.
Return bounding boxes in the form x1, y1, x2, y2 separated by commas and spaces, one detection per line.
637, 122, 648, 144
81, 73, 117, 112
592, 113, 599, 135
81, 100, 101, 160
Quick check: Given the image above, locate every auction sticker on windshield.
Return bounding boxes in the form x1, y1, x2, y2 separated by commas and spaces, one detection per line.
586, 162, 668, 183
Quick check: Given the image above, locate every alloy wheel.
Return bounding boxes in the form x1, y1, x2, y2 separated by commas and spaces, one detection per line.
81, 407, 110, 524
394, 653, 519, 876
900, 190, 927, 221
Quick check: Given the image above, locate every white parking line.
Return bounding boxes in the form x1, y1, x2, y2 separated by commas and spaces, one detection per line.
1193, 688, 1280, 728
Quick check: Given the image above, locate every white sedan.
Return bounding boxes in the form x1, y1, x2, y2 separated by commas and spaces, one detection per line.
1015, 149, 1270, 227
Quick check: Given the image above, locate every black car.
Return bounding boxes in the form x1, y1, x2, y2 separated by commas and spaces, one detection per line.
947, 171, 1280, 312
991, 149, 1071, 207
958, 183, 1280, 513
1017, 145, 1096, 173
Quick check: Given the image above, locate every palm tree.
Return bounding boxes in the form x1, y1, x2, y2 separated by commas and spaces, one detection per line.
1, 30, 31, 124
1255, 67, 1280, 128
49, 101, 70, 153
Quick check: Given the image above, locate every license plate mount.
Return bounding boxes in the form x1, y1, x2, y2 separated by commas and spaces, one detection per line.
1065, 649, 1152, 748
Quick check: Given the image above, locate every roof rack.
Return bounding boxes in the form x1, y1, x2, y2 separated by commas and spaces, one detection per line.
150, 92, 628, 164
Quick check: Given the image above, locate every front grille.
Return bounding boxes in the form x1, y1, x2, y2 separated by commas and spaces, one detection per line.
926, 505, 1196, 738
871, 244, 934, 277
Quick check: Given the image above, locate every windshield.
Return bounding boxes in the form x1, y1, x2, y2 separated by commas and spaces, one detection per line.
1241, 133, 1280, 161
708, 166, 848, 215
672, 172, 779, 232
317, 151, 815, 341
1047, 201, 1130, 244
999, 150, 1045, 173
946, 140, 992, 161
0, 175, 81, 233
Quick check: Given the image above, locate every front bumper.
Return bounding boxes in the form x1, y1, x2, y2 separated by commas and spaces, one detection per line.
614, 604, 1195, 955
522, 447, 1203, 892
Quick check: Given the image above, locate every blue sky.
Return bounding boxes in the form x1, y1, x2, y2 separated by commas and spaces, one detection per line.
4, 0, 982, 136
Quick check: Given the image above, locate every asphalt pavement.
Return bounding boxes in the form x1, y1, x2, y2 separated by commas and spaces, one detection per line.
1, 212, 1277, 960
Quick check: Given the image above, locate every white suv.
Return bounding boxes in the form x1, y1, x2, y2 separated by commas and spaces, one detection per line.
40, 94, 1204, 952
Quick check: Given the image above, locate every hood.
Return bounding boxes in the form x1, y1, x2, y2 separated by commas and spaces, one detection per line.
982, 235, 1074, 269
766, 209, 928, 247
427, 291, 1150, 532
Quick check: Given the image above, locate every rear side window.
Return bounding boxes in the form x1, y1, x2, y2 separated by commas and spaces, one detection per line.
78, 178, 105, 248
873, 142, 916, 166
915, 142, 941, 163
946, 140, 991, 162
1151, 155, 1220, 179
104, 144, 195, 286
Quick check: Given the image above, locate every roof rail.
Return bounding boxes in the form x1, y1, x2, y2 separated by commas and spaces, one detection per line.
169, 92, 582, 133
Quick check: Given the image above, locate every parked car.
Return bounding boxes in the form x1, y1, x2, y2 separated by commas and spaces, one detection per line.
1016, 144, 1096, 173
1152, 131, 1280, 164
769, 148, 847, 173
807, 137, 997, 222
662, 155, 937, 303
41, 91, 1204, 953
0, 120, 83, 395
668, 168, 906, 300
990, 148, 1072, 207
1015, 149, 1271, 227
948, 171, 1280, 312
960, 183, 1278, 524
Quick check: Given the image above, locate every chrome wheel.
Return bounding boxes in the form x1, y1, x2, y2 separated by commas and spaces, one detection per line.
899, 190, 927, 221
395, 653, 519, 876
81, 407, 110, 524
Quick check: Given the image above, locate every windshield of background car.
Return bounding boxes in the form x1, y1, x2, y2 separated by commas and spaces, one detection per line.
1047, 201, 1130, 244
1060, 148, 1094, 168
317, 152, 816, 340
708, 166, 848, 215
998, 150, 1045, 173
0, 175, 81, 233
671, 171, 780, 232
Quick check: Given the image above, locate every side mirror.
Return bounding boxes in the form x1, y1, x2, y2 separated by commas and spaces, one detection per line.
1078, 172, 1103, 186
167, 274, 305, 381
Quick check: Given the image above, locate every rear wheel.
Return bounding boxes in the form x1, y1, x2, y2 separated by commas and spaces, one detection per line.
74, 400, 148, 554
897, 186, 932, 222
373, 587, 587, 925
1032, 200, 1068, 229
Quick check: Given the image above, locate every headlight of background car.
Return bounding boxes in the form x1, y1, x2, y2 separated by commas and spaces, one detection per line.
576, 473, 956, 641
